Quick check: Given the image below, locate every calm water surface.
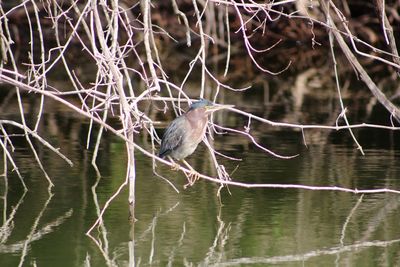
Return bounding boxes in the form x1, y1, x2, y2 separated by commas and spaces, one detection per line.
1, 117, 400, 267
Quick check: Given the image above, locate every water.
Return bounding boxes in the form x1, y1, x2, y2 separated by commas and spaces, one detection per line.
1, 114, 400, 266
0, 63, 399, 266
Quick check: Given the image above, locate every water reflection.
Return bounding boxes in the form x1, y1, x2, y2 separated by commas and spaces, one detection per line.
1, 74, 400, 266
1, 122, 400, 266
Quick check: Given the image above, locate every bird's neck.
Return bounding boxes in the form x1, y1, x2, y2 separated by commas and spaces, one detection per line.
186, 109, 208, 129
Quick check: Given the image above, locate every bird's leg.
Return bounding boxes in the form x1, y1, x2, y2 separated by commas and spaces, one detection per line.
182, 159, 200, 188
167, 156, 181, 171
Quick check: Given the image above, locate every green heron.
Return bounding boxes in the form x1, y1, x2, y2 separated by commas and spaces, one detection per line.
159, 99, 233, 163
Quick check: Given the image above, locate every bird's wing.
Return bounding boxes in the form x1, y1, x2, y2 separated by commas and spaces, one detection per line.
159, 116, 186, 158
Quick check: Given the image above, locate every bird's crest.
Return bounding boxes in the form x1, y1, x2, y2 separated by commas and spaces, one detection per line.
188, 99, 213, 111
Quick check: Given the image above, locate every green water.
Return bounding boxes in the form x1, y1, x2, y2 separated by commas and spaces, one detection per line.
0, 116, 399, 266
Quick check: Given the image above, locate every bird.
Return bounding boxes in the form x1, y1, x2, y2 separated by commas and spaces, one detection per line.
159, 99, 233, 163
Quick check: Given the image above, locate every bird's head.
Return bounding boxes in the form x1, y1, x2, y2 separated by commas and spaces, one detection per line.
188, 99, 234, 114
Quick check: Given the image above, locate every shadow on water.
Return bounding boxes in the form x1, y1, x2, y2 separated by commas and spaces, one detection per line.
1, 78, 400, 266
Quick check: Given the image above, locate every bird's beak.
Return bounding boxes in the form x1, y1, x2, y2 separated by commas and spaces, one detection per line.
206, 104, 234, 113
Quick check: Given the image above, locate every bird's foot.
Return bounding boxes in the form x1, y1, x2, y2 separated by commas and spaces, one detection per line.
171, 162, 181, 171
184, 169, 200, 189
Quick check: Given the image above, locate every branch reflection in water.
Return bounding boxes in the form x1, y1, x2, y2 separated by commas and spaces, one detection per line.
0, 182, 72, 261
